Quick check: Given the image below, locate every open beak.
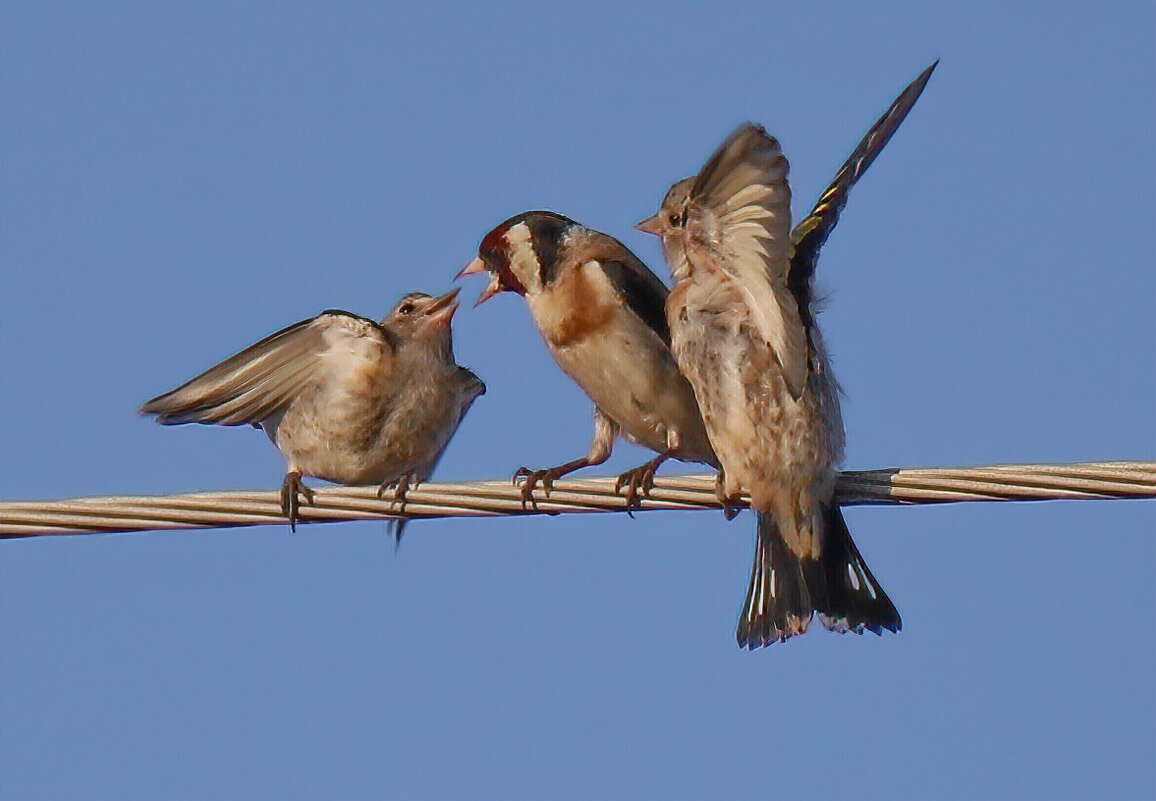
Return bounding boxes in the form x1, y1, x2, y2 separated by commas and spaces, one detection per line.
473, 274, 503, 307
635, 213, 663, 236
456, 256, 503, 307
423, 287, 461, 326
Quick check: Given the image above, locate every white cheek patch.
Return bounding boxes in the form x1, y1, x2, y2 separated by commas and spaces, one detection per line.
505, 222, 543, 294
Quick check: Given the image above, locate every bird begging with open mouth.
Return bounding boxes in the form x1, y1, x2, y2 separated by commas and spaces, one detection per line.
141, 288, 485, 534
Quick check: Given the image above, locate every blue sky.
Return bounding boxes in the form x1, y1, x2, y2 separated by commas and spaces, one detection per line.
1, 3, 1153, 800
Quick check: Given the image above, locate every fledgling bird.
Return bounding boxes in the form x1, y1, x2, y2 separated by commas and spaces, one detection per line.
637, 63, 935, 647
459, 211, 718, 507
140, 289, 485, 533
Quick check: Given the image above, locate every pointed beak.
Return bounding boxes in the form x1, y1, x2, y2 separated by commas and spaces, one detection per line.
455, 255, 503, 307
635, 213, 663, 236
424, 287, 461, 326
456, 257, 487, 280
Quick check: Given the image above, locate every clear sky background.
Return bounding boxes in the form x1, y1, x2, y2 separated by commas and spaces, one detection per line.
1, 3, 1153, 800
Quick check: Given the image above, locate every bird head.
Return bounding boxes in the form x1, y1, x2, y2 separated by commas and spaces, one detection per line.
457, 211, 577, 305
635, 176, 695, 280
384, 288, 461, 341
635, 176, 694, 238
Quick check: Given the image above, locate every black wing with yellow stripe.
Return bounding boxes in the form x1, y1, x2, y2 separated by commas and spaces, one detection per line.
789, 61, 938, 332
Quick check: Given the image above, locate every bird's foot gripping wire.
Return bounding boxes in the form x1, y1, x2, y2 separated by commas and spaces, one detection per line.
614, 454, 669, 515
715, 471, 742, 521
378, 473, 418, 537
378, 473, 416, 509
512, 463, 585, 511
280, 471, 315, 532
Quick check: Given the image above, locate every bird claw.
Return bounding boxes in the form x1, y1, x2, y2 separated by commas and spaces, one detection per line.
715, 472, 741, 521
280, 471, 315, 532
614, 463, 658, 515
511, 466, 564, 510
378, 473, 416, 508
512, 466, 543, 510
376, 475, 416, 544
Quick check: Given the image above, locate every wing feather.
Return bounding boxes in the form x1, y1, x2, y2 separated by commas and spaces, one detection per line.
598, 255, 671, 345
567, 229, 672, 345
686, 124, 807, 396
790, 61, 937, 326
140, 311, 392, 426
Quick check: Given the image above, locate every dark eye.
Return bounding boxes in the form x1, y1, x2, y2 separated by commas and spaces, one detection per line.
398, 303, 415, 315
668, 212, 685, 227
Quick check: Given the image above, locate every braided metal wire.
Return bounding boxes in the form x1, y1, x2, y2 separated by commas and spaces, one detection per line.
1, 461, 1152, 538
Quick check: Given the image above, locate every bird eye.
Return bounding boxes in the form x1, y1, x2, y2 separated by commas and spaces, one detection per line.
669, 212, 685, 227
398, 303, 415, 315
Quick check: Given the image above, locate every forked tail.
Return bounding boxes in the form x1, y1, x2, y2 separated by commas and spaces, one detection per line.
737, 506, 901, 649
815, 504, 902, 637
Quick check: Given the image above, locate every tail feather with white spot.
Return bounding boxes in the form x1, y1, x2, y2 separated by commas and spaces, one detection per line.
737, 511, 815, 648
814, 504, 902, 637
736, 506, 901, 649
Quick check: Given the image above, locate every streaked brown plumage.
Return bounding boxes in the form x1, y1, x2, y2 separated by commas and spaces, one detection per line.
638, 63, 935, 647
140, 289, 485, 532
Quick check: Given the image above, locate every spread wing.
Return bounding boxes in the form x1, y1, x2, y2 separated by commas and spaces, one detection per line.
790, 61, 937, 328
140, 311, 394, 426
686, 123, 807, 396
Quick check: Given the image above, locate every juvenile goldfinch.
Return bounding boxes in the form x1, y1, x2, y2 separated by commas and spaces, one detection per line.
141, 289, 485, 533
638, 63, 935, 647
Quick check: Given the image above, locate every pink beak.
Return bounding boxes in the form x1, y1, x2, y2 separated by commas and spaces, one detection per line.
456, 257, 486, 279
456, 256, 502, 306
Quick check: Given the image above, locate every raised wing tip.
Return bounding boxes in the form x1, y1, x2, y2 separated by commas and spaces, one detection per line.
911, 60, 939, 93
726, 122, 776, 151
732, 120, 765, 137
692, 122, 786, 199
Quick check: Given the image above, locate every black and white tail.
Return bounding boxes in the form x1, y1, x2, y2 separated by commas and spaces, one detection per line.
736, 506, 901, 649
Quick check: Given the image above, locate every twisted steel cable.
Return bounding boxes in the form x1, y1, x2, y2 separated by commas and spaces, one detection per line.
1, 461, 1151, 539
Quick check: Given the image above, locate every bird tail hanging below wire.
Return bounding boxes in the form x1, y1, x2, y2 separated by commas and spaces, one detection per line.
736, 505, 902, 649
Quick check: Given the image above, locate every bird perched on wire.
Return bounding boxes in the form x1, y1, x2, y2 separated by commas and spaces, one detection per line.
458, 211, 718, 508
140, 288, 485, 534
636, 63, 936, 647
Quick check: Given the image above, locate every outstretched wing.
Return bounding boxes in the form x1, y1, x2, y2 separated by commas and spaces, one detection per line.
686, 123, 807, 396
140, 311, 394, 426
790, 61, 938, 327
